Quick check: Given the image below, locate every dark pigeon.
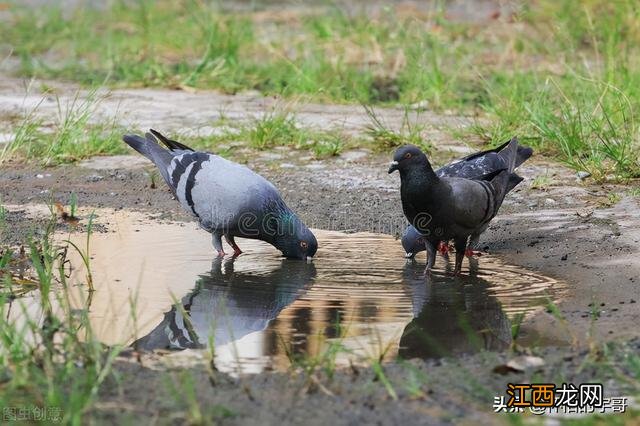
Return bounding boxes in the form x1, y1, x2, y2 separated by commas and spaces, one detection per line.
400, 262, 511, 357
122, 129, 317, 260
401, 138, 532, 258
389, 138, 522, 274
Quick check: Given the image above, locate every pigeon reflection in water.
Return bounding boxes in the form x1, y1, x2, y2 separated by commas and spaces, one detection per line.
399, 259, 512, 359
134, 257, 316, 351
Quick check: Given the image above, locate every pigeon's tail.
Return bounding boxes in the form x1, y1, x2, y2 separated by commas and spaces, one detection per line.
485, 144, 524, 222
515, 144, 533, 168
149, 129, 195, 153
506, 173, 524, 192
122, 133, 174, 186
496, 137, 532, 170
495, 138, 529, 193
497, 137, 519, 173
487, 170, 513, 215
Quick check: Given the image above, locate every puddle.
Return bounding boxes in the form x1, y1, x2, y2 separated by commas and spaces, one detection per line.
7, 207, 565, 374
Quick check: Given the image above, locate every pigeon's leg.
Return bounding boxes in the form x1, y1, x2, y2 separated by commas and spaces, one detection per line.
437, 240, 450, 256
468, 256, 479, 276
225, 235, 242, 256
212, 233, 226, 257
465, 233, 483, 257
453, 237, 468, 275
425, 240, 437, 273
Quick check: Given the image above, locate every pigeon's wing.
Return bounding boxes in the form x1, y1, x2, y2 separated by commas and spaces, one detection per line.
447, 178, 497, 230
124, 131, 285, 232
170, 153, 282, 230
446, 169, 512, 234
437, 137, 532, 180
166, 150, 216, 217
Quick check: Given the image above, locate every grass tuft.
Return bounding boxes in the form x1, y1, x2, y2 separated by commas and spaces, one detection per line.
2, 0, 640, 176
0, 206, 120, 423
1, 91, 126, 165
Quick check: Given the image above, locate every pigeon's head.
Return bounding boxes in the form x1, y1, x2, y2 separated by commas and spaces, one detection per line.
388, 145, 428, 174
401, 226, 426, 259
275, 218, 318, 261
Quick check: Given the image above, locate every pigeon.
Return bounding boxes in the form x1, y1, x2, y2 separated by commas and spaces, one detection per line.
401, 138, 532, 258
122, 129, 317, 260
400, 262, 511, 358
388, 138, 522, 274
133, 256, 315, 353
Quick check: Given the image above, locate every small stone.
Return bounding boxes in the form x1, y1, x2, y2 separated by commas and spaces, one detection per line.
86, 174, 104, 182
576, 171, 591, 180
36, 174, 44, 179
505, 356, 545, 372
576, 208, 594, 218
409, 100, 429, 110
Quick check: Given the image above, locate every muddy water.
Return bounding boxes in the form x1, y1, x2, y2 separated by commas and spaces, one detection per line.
9, 208, 565, 374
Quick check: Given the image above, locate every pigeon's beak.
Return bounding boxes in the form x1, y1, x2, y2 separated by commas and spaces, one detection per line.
388, 161, 399, 174
404, 252, 414, 259
306, 256, 313, 263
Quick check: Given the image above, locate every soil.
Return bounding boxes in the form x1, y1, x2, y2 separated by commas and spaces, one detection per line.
1, 79, 639, 423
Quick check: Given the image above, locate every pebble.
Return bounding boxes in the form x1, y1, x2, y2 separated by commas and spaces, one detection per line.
409, 100, 429, 110
86, 174, 104, 182
576, 171, 591, 180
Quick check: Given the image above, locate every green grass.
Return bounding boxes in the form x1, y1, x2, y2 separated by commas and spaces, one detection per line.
2, 0, 640, 177
166, 107, 352, 160
1, 91, 126, 165
0, 208, 121, 424
364, 105, 433, 152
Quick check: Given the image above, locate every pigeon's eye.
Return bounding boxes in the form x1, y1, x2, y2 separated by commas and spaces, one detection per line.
300, 241, 308, 250
404, 152, 412, 159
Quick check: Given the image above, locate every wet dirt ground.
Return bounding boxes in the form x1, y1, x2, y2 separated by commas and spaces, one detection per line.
1, 79, 639, 423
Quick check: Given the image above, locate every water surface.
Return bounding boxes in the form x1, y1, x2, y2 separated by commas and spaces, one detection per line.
10, 208, 565, 374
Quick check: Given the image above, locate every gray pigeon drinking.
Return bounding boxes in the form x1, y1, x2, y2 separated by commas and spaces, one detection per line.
401, 138, 532, 258
122, 129, 317, 260
388, 138, 521, 274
